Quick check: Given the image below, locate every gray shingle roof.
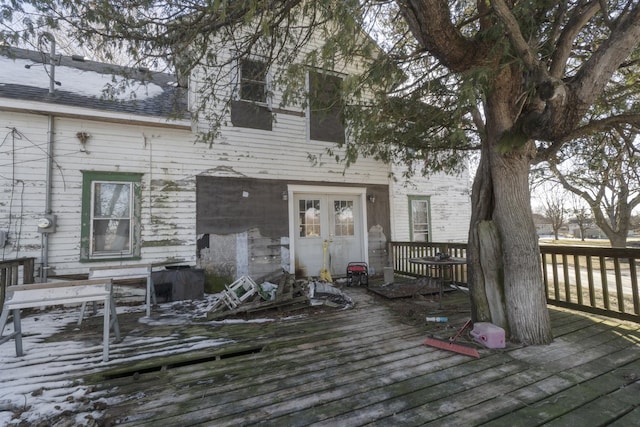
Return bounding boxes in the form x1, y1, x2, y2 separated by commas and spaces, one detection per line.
0, 46, 189, 120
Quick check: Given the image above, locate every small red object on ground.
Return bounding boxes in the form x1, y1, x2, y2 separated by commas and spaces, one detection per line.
423, 319, 480, 358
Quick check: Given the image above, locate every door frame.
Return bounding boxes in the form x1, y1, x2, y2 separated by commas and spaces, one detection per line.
287, 185, 368, 275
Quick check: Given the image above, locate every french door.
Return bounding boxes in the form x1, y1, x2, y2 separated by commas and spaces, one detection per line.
292, 190, 366, 277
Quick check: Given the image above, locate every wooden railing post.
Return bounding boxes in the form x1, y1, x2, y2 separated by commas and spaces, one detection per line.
0, 257, 37, 310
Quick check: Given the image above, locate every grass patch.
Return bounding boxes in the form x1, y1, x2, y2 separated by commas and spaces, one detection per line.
204, 272, 232, 293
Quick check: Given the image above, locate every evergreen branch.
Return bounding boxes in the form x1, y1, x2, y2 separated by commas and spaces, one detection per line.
571, 2, 640, 106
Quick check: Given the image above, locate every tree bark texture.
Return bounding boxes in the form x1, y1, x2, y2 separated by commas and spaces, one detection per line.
477, 220, 507, 332
467, 144, 493, 323
490, 145, 552, 344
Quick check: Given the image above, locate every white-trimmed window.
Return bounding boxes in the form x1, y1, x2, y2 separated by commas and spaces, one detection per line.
298, 199, 321, 237
333, 200, 354, 236
409, 196, 431, 242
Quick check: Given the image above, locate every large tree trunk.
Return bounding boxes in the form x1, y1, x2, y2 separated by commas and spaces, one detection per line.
490, 145, 553, 344
467, 66, 553, 345
468, 143, 553, 345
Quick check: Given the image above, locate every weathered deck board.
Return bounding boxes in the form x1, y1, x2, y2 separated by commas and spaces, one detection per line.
608, 406, 640, 426
259, 354, 523, 427
100, 324, 428, 418
90, 289, 640, 426
482, 358, 640, 426
102, 337, 432, 422
3, 286, 639, 426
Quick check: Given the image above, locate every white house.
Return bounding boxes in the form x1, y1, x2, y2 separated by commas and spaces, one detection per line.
0, 43, 471, 284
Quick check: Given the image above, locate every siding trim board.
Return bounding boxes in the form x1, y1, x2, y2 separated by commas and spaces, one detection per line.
0, 99, 192, 130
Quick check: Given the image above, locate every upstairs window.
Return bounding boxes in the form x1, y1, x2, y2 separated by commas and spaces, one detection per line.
231, 58, 272, 130
240, 59, 268, 103
308, 71, 345, 143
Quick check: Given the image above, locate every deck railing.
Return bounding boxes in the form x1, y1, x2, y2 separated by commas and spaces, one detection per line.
390, 241, 640, 323
390, 241, 468, 284
539, 245, 640, 323
0, 257, 36, 309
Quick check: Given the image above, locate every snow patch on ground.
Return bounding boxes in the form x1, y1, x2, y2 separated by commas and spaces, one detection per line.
0, 292, 244, 426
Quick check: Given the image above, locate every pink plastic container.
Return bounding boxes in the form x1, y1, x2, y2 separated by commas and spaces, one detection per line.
471, 322, 505, 349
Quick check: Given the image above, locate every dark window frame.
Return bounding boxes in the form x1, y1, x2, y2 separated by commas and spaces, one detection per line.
239, 58, 269, 104
308, 70, 345, 143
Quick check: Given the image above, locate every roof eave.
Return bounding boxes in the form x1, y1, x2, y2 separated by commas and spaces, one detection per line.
0, 97, 193, 130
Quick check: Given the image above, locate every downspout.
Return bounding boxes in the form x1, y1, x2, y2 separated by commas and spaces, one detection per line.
41, 32, 56, 282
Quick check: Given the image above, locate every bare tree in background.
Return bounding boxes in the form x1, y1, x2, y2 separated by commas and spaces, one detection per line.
542, 187, 567, 240
570, 195, 591, 242
546, 127, 640, 248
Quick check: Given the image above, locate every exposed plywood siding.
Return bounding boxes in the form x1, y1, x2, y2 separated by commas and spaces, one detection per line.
390, 165, 471, 243
196, 177, 390, 278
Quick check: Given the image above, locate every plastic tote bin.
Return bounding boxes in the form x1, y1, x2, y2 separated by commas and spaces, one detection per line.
471, 322, 505, 349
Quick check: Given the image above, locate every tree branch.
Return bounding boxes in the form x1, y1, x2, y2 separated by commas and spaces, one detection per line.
490, 0, 543, 74
560, 113, 640, 141
533, 113, 640, 164
396, 0, 485, 72
571, 3, 640, 106
549, 1, 601, 78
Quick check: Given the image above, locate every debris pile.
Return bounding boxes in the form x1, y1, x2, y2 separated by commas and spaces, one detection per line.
309, 281, 354, 308
207, 273, 353, 320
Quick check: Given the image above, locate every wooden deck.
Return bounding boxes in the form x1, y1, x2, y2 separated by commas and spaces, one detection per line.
3, 286, 640, 426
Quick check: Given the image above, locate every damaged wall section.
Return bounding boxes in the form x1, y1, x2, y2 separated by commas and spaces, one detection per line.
196, 176, 390, 279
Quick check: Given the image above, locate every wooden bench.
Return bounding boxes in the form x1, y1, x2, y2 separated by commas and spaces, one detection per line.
84, 264, 157, 319
0, 279, 119, 362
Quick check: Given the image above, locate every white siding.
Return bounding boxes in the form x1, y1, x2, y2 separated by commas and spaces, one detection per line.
189, 27, 389, 185
390, 164, 471, 243
0, 112, 50, 262
0, 106, 393, 277
0, 111, 198, 276
195, 113, 390, 184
